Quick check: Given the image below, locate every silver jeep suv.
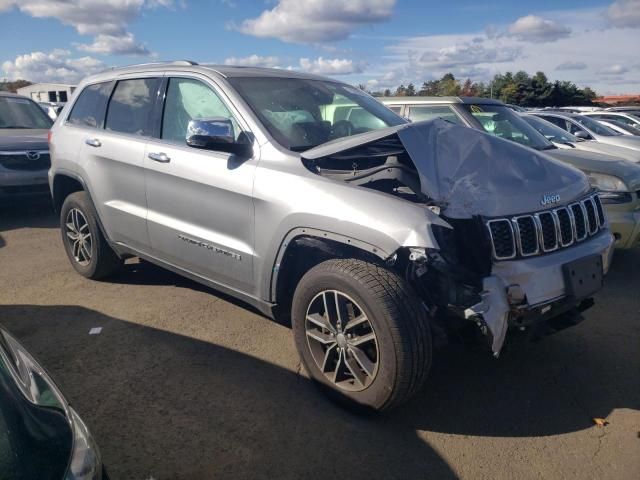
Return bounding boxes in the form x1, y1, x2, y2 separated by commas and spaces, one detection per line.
49, 61, 614, 412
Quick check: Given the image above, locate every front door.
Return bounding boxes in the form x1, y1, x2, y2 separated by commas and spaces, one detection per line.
144, 76, 258, 293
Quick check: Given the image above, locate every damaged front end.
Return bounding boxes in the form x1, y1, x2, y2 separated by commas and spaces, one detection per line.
302, 119, 614, 355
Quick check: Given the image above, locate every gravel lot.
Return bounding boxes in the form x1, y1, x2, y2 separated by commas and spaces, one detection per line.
1, 199, 638, 480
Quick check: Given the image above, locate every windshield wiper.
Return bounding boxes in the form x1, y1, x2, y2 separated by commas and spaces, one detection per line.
0, 125, 33, 129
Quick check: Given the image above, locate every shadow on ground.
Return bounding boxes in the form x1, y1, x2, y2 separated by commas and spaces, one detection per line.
1, 304, 456, 480
0, 197, 56, 231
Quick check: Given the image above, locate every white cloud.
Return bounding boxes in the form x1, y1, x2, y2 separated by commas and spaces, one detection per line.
298, 57, 366, 75
606, 0, 640, 28
598, 64, 629, 75
507, 15, 571, 42
76, 33, 150, 55
224, 55, 280, 68
359, 7, 640, 95
0, 0, 176, 55
1, 50, 104, 83
556, 61, 587, 70
237, 0, 396, 43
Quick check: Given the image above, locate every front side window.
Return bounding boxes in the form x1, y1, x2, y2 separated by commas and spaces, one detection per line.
105, 78, 160, 136
539, 115, 568, 131
161, 78, 239, 143
0, 96, 52, 129
406, 105, 462, 125
462, 104, 552, 150
523, 115, 578, 144
228, 77, 405, 151
67, 82, 112, 128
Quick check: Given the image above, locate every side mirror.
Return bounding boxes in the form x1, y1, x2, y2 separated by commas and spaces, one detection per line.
186, 118, 253, 157
574, 130, 591, 140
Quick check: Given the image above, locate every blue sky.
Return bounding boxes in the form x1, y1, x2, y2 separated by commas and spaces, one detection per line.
1, 0, 639, 94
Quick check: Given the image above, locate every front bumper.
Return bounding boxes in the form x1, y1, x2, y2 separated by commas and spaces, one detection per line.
464, 230, 615, 355
607, 206, 640, 249
0, 167, 49, 198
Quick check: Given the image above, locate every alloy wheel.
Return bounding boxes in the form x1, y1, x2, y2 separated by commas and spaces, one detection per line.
65, 208, 92, 266
305, 290, 379, 392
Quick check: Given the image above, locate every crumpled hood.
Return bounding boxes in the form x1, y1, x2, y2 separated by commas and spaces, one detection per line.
303, 119, 590, 218
547, 148, 640, 190
0, 129, 49, 151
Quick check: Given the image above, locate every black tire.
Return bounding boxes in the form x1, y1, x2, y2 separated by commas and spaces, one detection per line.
60, 191, 122, 279
292, 258, 432, 413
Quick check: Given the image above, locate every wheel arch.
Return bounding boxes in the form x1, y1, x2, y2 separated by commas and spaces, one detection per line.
51, 171, 87, 213
270, 229, 390, 323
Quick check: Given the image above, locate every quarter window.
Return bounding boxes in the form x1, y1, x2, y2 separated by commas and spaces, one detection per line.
67, 82, 113, 128
161, 78, 238, 143
105, 78, 160, 136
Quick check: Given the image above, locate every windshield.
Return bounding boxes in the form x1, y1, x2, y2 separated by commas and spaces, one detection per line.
522, 114, 579, 144
574, 115, 620, 136
0, 96, 53, 129
227, 77, 405, 151
461, 104, 553, 150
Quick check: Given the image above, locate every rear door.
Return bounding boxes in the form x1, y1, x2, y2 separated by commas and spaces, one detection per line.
143, 74, 258, 292
72, 75, 162, 251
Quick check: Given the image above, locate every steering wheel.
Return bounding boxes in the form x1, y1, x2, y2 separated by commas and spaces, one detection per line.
331, 120, 353, 139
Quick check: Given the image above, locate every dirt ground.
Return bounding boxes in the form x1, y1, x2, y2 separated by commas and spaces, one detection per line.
0, 199, 638, 480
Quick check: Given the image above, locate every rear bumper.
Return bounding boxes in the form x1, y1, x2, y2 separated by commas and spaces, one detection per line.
464, 230, 615, 355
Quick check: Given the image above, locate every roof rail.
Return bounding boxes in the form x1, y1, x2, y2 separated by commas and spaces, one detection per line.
99, 60, 199, 73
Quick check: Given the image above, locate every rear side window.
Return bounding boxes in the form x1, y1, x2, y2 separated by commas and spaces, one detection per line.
105, 78, 160, 137
67, 82, 113, 128
407, 105, 462, 125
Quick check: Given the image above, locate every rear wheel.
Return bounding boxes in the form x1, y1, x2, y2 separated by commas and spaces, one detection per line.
292, 258, 432, 412
60, 192, 122, 279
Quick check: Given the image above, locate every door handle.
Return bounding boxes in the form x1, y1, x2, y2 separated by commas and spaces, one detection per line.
148, 152, 171, 163
85, 138, 101, 147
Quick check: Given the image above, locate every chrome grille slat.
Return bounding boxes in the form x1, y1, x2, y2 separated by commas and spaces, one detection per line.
485, 193, 606, 260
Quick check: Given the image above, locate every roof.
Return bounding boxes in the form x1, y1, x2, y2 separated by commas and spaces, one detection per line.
380, 96, 505, 105
527, 110, 581, 118
79, 61, 334, 85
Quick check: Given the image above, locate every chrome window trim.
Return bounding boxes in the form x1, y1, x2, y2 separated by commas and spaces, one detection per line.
486, 219, 516, 260
535, 211, 558, 252
512, 215, 540, 257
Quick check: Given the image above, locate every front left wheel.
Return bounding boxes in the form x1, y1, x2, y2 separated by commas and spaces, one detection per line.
292, 258, 432, 413
60, 191, 122, 279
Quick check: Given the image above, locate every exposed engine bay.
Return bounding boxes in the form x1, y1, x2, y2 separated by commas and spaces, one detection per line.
301, 119, 610, 355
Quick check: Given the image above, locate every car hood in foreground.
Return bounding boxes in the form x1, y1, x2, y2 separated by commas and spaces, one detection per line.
547, 149, 640, 191
303, 119, 590, 218
0, 129, 49, 151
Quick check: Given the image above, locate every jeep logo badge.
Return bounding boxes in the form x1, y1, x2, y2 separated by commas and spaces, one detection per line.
541, 193, 560, 206
26, 151, 41, 160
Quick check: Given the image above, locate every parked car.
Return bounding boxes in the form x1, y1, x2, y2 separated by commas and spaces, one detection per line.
604, 106, 640, 113
528, 110, 640, 154
521, 113, 640, 161
505, 103, 526, 112
596, 119, 640, 136
38, 102, 66, 121
0, 327, 104, 479
0, 92, 53, 200
381, 97, 640, 249
50, 63, 614, 412
583, 111, 640, 130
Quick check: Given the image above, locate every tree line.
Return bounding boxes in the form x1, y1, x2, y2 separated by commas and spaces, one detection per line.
363, 71, 598, 107
0, 79, 32, 92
